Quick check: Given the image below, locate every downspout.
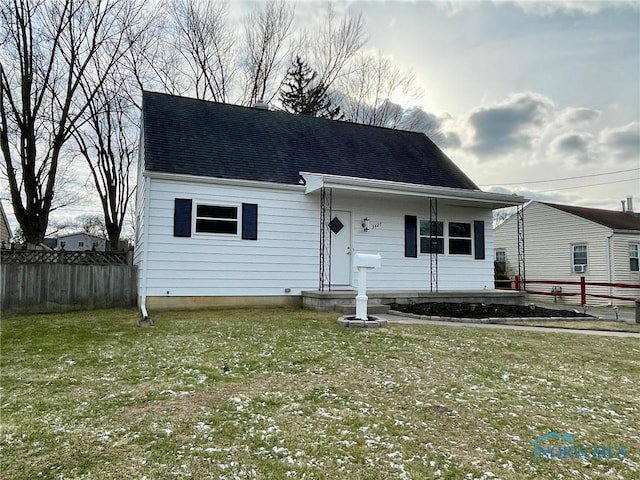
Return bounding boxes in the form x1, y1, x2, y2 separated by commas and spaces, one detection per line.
606, 230, 614, 305
140, 174, 152, 319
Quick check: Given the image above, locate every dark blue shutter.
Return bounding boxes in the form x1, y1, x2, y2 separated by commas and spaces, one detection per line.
174, 198, 192, 237
242, 203, 258, 240
405, 215, 417, 258
474, 220, 485, 260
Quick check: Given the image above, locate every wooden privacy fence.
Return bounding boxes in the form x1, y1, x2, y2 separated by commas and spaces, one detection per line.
1, 249, 137, 314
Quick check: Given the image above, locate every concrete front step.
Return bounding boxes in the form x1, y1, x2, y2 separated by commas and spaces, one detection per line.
335, 304, 391, 315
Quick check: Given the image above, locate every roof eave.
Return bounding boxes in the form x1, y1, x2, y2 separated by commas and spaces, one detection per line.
301, 172, 526, 209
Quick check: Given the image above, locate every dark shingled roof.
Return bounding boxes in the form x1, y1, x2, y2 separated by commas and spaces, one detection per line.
142, 91, 479, 190
544, 202, 640, 231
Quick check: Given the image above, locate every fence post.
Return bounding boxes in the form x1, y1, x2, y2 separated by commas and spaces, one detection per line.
515, 275, 520, 291
59, 247, 66, 264
580, 276, 586, 306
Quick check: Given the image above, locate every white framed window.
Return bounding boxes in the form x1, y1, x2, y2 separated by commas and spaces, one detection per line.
495, 250, 506, 263
417, 220, 473, 255
195, 204, 239, 235
448, 222, 472, 255
571, 244, 588, 274
630, 243, 639, 272
419, 220, 444, 254
78, 241, 85, 248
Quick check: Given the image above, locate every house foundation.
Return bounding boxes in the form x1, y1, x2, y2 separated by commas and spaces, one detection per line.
302, 289, 526, 314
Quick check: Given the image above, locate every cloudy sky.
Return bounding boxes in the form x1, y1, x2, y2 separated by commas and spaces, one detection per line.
2, 0, 639, 234
344, 0, 639, 211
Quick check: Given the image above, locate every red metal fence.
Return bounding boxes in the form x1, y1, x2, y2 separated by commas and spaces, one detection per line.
497, 276, 639, 306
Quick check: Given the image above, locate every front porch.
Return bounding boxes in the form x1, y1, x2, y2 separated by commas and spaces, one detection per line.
302, 289, 526, 314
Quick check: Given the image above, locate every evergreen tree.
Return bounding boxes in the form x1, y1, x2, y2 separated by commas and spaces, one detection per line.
279, 56, 341, 119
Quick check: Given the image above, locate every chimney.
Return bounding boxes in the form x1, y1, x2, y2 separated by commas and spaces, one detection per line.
627, 196, 634, 213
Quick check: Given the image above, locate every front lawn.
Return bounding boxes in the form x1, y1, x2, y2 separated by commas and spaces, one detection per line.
1, 308, 638, 479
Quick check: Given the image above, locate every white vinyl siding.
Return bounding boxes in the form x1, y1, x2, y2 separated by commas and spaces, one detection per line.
337, 196, 494, 291
143, 178, 318, 297
133, 129, 147, 270
139, 177, 497, 299
494, 202, 640, 306
610, 234, 640, 301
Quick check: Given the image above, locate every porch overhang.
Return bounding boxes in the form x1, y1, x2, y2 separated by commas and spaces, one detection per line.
300, 172, 526, 209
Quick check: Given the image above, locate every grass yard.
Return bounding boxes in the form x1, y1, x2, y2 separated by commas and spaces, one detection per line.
1, 308, 638, 480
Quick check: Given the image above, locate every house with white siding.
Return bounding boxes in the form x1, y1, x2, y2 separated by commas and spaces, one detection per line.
135, 92, 525, 315
55, 232, 108, 251
0, 202, 13, 246
494, 201, 640, 306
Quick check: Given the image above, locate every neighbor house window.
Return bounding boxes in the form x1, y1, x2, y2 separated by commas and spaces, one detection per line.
195, 204, 238, 235
448, 222, 472, 255
78, 241, 84, 248
630, 243, 639, 272
572, 244, 588, 273
419, 220, 444, 254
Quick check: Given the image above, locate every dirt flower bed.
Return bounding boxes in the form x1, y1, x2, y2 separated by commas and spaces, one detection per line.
389, 302, 592, 319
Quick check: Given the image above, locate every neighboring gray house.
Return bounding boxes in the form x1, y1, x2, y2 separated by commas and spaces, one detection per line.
135, 92, 525, 313
0, 202, 12, 246
56, 232, 107, 251
494, 201, 640, 306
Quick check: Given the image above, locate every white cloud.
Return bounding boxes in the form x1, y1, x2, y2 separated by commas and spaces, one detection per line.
598, 121, 640, 164
486, 185, 583, 205
465, 92, 554, 158
512, 0, 638, 16
549, 131, 596, 165
557, 107, 601, 126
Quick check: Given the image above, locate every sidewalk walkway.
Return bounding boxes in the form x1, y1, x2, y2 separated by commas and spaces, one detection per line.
540, 304, 637, 323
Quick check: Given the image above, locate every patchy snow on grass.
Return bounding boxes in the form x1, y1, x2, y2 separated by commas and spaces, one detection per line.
1, 308, 638, 479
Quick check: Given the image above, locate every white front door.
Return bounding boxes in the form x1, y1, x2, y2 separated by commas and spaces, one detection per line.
330, 210, 352, 288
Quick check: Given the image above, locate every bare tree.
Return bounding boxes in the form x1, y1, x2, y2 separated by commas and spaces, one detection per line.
168, 0, 236, 102
76, 214, 107, 237
336, 51, 422, 129
73, 83, 138, 251
0, 0, 143, 246
126, 9, 185, 100
306, 2, 366, 90
241, 0, 295, 106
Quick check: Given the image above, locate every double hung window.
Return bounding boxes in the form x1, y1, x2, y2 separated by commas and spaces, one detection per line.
419, 220, 444, 254
630, 243, 639, 272
448, 222, 472, 255
572, 244, 588, 273
418, 220, 472, 255
195, 204, 238, 235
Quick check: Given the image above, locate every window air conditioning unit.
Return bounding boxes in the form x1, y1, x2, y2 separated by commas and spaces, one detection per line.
574, 265, 586, 273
